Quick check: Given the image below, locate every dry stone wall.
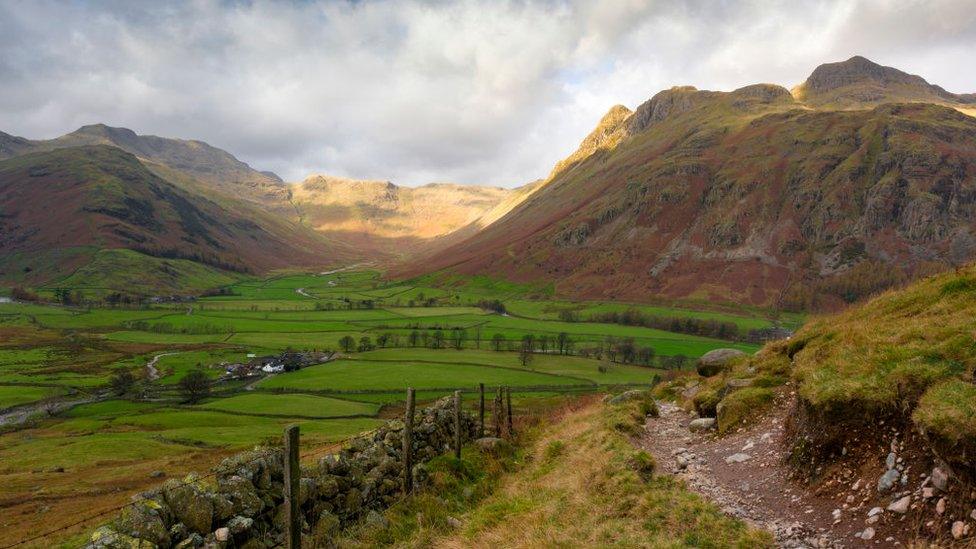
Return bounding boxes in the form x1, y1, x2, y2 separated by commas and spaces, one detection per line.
86, 396, 478, 548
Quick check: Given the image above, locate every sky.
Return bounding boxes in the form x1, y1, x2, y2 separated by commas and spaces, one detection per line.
1, 0, 974, 187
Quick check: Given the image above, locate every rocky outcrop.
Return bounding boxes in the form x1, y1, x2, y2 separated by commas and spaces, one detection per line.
86, 396, 478, 548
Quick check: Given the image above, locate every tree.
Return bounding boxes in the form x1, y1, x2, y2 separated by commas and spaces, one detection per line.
421, 330, 431, 347
491, 333, 505, 352
638, 347, 656, 367
377, 333, 391, 348
538, 335, 549, 354
431, 330, 445, 349
557, 332, 569, 355
519, 342, 533, 368
409, 330, 420, 347
179, 370, 211, 404
358, 336, 374, 352
521, 334, 535, 353
451, 328, 466, 350
605, 336, 618, 362
339, 335, 356, 353
109, 369, 136, 396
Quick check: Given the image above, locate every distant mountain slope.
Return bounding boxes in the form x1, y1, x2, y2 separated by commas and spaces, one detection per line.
283, 174, 513, 258
0, 124, 288, 204
400, 57, 976, 310
0, 146, 346, 290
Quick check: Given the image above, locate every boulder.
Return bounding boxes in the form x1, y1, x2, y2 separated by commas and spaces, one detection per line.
688, 418, 716, 432
161, 478, 214, 534
474, 437, 513, 456
725, 378, 754, 389
696, 349, 745, 377
607, 389, 649, 405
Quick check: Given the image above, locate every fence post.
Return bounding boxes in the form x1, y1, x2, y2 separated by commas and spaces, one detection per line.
506, 386, 514, 437
453, 390, 462, 460
478, 382, 485, 437
493, 387, 503, 437
402, 387, 415, 494
283, 424, 301, 549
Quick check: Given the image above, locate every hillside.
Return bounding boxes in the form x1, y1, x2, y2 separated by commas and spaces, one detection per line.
400, 57, 976, 310
652, 263, 976, 544
287, 175, 512, 257
0, 124, 289, 204
0, 146, 347, 292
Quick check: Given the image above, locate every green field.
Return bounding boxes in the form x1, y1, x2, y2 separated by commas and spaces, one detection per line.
0, 268, 788, 545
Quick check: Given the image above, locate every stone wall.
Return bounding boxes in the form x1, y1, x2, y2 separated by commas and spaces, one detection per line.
87, 396, 478, 548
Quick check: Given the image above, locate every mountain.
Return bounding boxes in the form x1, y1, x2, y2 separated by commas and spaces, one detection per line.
0, 146, 349, 292
792, 55, 976, 110
287, 175, 511, 257
0, 124, 289, 204
399, 57, 976, 310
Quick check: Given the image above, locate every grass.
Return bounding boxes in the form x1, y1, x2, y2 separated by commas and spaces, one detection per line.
257, 358, 590, 392
336, 396, 772, 547
0, 385, 62, 409
198, 393, 380, 418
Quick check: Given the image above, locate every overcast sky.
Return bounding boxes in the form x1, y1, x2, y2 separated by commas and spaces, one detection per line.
1, 0, 974, 187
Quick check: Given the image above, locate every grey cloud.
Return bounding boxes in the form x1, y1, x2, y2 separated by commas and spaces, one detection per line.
0, 0, 973, 187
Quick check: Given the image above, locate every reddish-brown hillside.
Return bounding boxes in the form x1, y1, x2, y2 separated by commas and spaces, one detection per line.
400, 57, 976, 309
0, 146, 350, 286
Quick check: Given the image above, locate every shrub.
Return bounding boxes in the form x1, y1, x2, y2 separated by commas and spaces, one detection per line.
629, 450, 656, 480
692, 389, 720, 418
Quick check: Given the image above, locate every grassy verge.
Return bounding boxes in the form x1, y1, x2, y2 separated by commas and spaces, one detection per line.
335, 395, 772, 547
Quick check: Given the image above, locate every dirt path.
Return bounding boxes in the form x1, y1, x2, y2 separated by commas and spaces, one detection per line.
146, 352, 180, 381
295, 287, 313, 298
0, 392, 106, 427
641, 389, 887, 548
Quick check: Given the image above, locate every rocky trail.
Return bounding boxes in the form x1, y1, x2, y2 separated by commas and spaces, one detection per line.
640, 388, 912, 548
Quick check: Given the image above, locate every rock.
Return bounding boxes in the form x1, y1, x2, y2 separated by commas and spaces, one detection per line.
726, 378, 754, 389
696, 349, 745, 377
365, 510, 389, 529
446, 516, 462, 529
866, 515, 879, 524
937, 497, 946, 515
860, 527, 875, 540
607, 389, 649, 404
867, 507, 884, 517
688, 418, 716, 432
675, 455, 689, 470
214, 527, 230, 542
831, 509, 841, 520
725, 453, 752, 464
887, 495, 911, 514
227, 516, 253, 535
851, 479, 862, 491
474, 437, 513, 456
971, 509, 976, 521
885, 452, 896, 469
877, 468, 900, 493
952, 520, 966, 539
932, 467, 949, 491
149, 470, 166, 478
923, 487, 934, 499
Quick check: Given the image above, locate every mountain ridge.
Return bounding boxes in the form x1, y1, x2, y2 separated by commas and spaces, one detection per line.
396, 56, 976, 310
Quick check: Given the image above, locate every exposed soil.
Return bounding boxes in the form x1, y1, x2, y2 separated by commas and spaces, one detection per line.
640, 387, 920, 548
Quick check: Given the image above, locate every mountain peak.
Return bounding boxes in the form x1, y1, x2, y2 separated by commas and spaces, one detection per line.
793, 55, 966, 108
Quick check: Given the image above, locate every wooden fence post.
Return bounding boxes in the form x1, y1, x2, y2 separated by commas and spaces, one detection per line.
453, 390, 462, 460
283, 424, 301, 549
478, 383, 485, 437
493, 387, 503, 437
506, 386, 514, 437
402, 387, 415, 494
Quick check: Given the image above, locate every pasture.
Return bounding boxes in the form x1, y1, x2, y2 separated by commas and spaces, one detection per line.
0, 268, 789, 545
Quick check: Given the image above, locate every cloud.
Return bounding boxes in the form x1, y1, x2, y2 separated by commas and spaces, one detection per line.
0, 0, 973, 186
